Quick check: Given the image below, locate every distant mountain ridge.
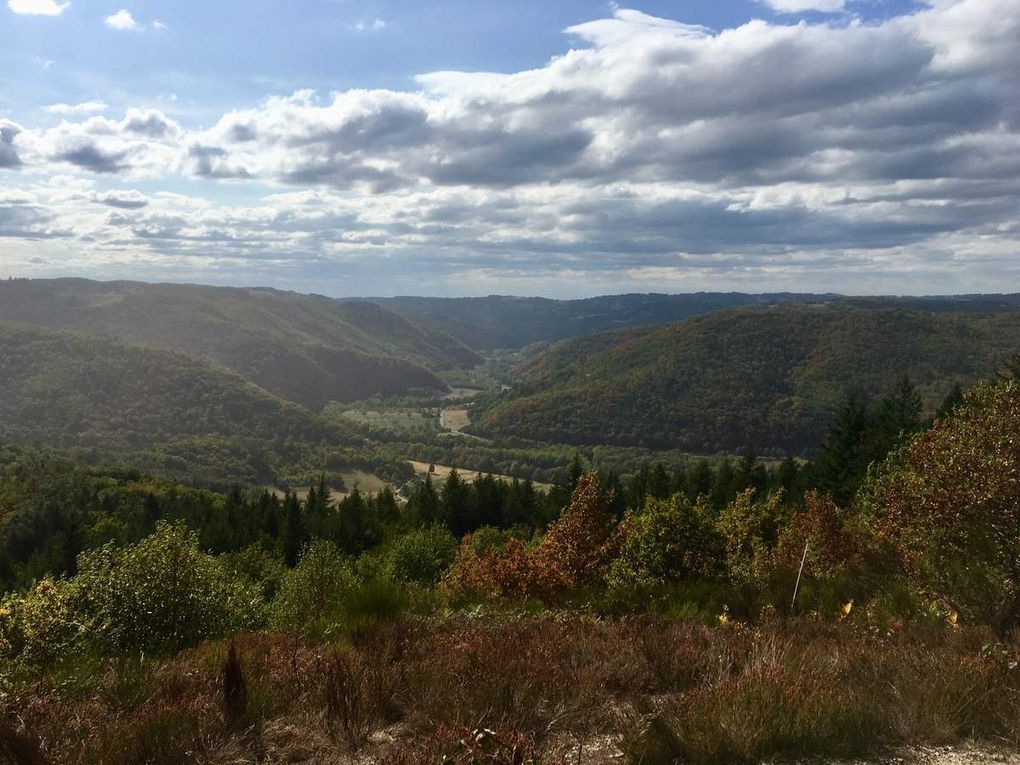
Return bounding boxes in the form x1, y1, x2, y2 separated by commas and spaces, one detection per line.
365, 293, 1020, 350
0, 278, 479, 410
471, 304, 1020, 455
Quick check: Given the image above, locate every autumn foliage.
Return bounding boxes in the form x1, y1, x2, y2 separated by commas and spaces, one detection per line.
864, 380, 1020, 635
443, 474, 624, 601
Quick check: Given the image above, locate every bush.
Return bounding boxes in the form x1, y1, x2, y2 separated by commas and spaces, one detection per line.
863, 381, 1020, 635
716, 488, 788, 584
385, 527, 457, 586
73, 521, 263, 653
1, 523, 261, 666
442, 474, 624, 603
269, 540, 357, 637
0, 577, 79, 668
608, 494, 722, 593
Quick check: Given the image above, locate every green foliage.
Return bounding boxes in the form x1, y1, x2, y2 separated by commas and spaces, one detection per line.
72, 522, 263, 653
716, 489, 789, 584
475, 306, 1020, 453
269, 540, 357, 637
0, 522, 261, 668
863, 380, 1020, 635
385, 527, 458, 586
608, 494, 722, 593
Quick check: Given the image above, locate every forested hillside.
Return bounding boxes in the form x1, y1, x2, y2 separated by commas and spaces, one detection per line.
0, 279, 479, 409
473, 305, 1020, 454
0, 323, 380, 485
369, 292, 1020, 350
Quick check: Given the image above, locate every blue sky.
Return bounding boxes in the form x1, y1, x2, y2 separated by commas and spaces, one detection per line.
1, 0, 1017, 297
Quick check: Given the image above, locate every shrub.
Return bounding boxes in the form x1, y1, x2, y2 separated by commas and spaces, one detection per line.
1, 523, 260, 665
269, 540, 356, 636
0, 577, 79, 668
863, 381, 1020, 635
73, 521, 262, 653
385, 527, 457, 586
716, 488, 788, 584
442, 474, 624, 603
607, 494, 722, 593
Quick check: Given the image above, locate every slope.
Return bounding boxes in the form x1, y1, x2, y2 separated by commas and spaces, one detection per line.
472, 305, 1020, 454
0, 279, 479, 410
0, 322, 367, 484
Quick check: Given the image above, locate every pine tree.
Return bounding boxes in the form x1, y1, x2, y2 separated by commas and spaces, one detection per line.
812, 393, 870, 506
648, 463, 671, 500
567, 451, 585, 492
937, 382, 964, 419
281, 491, 305, 567
442, 468, 473, 536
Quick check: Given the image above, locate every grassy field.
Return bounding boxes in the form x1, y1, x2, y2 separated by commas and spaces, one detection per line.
440, 407, 471, 432
408, 459, 553, 490
334, 407, 443, 437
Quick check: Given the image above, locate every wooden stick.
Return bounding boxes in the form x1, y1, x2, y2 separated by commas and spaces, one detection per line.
791, 539, 809, 613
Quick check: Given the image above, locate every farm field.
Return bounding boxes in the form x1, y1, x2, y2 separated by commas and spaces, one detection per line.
408, 459, 553, 490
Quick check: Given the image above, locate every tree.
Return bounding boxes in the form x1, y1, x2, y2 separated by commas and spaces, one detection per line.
442, 468, 473, 536
281, 491, 305, 567
567, 451, 585, 492
936, 382, 964, 420
864, 381, 1020, 636
812, 393, 871, 507
867, 375, 922, 461
608, 494, 721, 592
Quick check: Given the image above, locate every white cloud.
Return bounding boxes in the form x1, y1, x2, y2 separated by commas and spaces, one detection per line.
7, 0, 69, 16
759, 0, 846, 12
44, 101, 108, 115
103, 9, 165, 32
104, 9, 137, 29
349, 18, 386, 32
3, 1, 1020, 294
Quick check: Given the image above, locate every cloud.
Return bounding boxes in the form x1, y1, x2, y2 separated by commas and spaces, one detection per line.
103, 9, 166, 31
44, 101, 108, 115
93, 189, 149, 209
7, 0, 68, 16
0, 121, 23, 168
2, 1, 1020, 295
759, 0, 846, 13
104, 9, 137, 29
349, 18, 386, 32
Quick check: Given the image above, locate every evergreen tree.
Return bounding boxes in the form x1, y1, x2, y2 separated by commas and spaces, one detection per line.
937, 382, 964, 420
567, 451, 585, 492
442, 468, 473, 536
685, 459, 714, 503
647, 463, 671, 501
736, 447, 767, 494
281, 491, 305, 567
338, 488, 374, 554
812, 393, 871, 506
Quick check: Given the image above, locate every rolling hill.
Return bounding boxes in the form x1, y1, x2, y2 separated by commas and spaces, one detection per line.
471, 305, 1020, 455
0, 279, 479, 410
0, 322, 370, 485
367, 293, 1020, 351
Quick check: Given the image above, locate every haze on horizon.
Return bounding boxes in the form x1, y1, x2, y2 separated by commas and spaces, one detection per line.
1, 0, 1018, 299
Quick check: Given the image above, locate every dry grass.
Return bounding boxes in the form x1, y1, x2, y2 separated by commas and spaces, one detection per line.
3, 617, 1018, 764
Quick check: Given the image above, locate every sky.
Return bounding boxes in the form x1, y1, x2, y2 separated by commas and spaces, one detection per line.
0, 0, 1017, 298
